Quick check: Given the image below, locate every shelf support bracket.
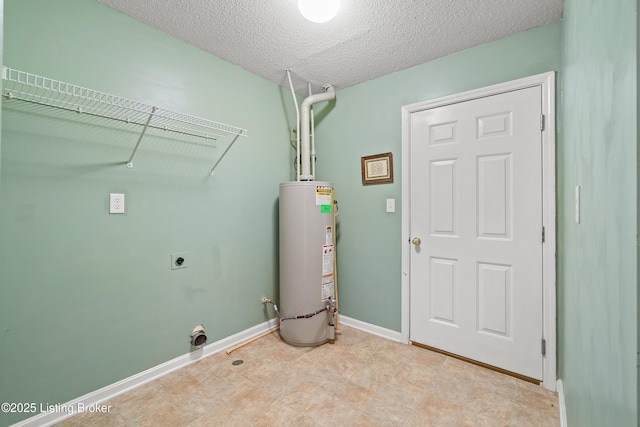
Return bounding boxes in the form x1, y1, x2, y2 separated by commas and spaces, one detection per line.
209, 134, 240, 176
127, 106, 157, 168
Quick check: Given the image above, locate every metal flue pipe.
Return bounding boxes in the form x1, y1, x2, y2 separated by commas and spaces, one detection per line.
299, 85, 335, 181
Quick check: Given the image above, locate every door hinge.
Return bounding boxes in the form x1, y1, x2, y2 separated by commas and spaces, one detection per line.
542, 226, 545, 243
541, 338, 546, 356
540, 114, 545, 131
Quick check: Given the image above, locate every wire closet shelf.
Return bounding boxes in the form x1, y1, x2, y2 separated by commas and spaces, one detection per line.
1, 66, 248, 175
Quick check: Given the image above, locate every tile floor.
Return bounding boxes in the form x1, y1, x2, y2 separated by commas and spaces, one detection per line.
58, 325, 560, 426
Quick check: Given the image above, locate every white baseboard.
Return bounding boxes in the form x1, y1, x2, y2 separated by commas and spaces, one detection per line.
557, 379, 567, 427
11, 318, 278, 427
338, 315, 403, 342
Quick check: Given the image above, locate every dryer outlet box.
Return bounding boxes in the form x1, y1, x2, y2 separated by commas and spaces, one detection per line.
172, 253, 187, 270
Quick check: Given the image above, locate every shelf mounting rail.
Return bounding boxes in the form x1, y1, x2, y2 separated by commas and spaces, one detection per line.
2, 66, 248, 175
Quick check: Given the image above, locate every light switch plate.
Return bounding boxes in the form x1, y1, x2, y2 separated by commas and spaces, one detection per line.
386, 198, 395, 213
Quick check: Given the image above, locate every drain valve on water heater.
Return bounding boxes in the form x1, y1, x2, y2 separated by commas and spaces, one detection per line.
190, 324, 207, 347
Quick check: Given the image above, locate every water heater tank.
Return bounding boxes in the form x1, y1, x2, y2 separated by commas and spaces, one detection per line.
279, 181, 336, 346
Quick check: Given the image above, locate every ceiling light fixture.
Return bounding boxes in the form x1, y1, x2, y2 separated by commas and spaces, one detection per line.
298, 0, 340, 23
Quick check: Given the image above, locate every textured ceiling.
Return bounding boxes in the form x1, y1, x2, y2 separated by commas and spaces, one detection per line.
98, 0, 563, 95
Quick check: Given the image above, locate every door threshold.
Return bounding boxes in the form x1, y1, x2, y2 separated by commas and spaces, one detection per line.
411, 341, 540, 385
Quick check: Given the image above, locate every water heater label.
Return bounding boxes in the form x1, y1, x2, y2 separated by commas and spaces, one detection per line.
325, 226, 333, 245
315, 186, 332, 205
322, 275, 334, 301
322, 244, 334, 275
322, 244, 335, 301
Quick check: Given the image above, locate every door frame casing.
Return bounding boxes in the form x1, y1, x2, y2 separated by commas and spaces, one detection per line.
400, 72, 557, 390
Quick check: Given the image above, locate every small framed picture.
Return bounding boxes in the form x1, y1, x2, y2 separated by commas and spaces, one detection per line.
361, 152, 394, 185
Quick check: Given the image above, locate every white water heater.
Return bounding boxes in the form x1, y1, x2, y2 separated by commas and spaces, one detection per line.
279, 181, 336, 346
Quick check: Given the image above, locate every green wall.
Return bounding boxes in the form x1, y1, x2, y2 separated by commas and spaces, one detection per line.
315, 22, 562, 331
3, 1, 638, 426
0, 1, 294, 425
559, 0, 638, 425
0, 0, 3, 181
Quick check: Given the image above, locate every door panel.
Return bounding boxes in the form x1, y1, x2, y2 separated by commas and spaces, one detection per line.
409, 86, 543, 380
430, 257, 457, 324
478, 154, 511, 238
477, 262, 511, 337
430, 160, 457, 236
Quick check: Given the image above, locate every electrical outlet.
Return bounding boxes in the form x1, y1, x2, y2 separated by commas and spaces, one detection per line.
172, 252, 187, 270
109, 193, 125, 214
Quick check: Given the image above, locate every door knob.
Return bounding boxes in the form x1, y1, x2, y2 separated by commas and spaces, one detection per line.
412, 237, 421, 245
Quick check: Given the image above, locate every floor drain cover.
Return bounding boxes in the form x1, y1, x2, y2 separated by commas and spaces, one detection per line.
232, 359, 244, 366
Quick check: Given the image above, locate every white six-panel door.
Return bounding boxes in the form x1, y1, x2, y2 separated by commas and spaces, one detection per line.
409, 86, 544, 380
